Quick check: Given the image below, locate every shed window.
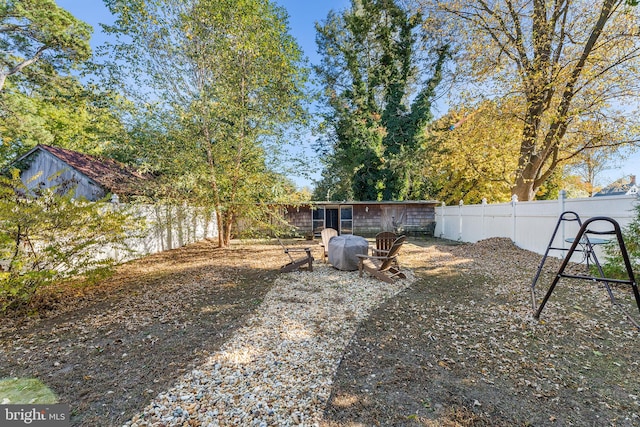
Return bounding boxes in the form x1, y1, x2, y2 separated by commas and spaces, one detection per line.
312, 207, 325, 234
340, 206, 353, 234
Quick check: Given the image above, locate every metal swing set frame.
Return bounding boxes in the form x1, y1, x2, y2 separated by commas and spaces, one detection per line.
530, 211, 640, 330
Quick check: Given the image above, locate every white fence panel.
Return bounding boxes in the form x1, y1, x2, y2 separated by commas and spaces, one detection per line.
435, 192, 639, 260
458, 204, 484, 242
437, 204, 457, 241
481, 201, 515, 241
513, 198, 566, 255
108, 203, 218, 262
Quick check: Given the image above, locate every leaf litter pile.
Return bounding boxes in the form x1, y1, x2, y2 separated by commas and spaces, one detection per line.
1, 237, 639, 426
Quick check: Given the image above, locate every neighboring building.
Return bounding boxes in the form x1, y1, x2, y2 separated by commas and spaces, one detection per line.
594, 175, 638, 197
10, 144, 152, 201
284, 200, 439, 238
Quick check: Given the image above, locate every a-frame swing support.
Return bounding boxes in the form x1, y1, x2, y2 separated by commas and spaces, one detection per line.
530, 211, 582, 310
531, 214, 640, 330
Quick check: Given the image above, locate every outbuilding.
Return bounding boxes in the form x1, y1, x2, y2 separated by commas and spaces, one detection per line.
10, 144, 151, 201
284, 200, 438, 238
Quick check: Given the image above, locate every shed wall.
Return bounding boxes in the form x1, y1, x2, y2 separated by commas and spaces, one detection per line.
284, 203, 437, 238
21, 150, 107, 200
285, 206, 313, 236
353, 205, 384, 236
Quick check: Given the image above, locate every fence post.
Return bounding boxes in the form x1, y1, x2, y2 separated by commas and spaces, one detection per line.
458, 199, 464, 241
481, 198, 487, 241
439, 201, 446, 238
511, 195, 518, 243
558, 190, 566, 253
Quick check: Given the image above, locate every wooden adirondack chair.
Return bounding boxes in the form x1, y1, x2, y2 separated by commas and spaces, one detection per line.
277, 238, 314, 273
373, 231, 397, 256
319, 228, 338, 263
356, 235, 406, 283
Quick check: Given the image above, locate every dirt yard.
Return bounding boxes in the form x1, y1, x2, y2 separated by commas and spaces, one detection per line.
1, 237, 638, 426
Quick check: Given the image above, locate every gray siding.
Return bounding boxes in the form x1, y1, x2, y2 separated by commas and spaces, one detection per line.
353, 205, 383, 236
21, 150, 107, 201
285, 206, 313, 236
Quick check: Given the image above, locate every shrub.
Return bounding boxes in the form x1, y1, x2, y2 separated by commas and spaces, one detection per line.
0, 170, 142, 313
601, 201, 640, 280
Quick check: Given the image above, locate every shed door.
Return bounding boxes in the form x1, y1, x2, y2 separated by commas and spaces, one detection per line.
326, 208, 339, 231
381, 206, 406, 232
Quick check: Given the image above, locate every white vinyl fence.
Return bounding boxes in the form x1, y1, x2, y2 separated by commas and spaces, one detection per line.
108, 203, 218, 262
435, 192, 639, 260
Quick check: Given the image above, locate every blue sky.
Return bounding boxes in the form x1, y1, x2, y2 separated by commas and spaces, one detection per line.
56, 0, 350, 65
56, 0, 638, 191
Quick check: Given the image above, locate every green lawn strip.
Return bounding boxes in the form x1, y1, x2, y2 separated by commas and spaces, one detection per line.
0, 378, 58, 404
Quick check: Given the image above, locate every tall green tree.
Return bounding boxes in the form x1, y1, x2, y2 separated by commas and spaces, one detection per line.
0, 0, 127, 165
0, 0, 91, 91
314, 0, 447, 201
0, 75, 130, 164
102, 0, 309, 247
413, 0, 640, 201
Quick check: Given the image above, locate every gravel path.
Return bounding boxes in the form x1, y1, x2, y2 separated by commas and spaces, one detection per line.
125, 263, 414, 426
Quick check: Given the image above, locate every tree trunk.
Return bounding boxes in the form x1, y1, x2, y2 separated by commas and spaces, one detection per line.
512, 100, 545, 201
223, 213, 234, 248
215, 210, 225, 248
512, 174, 537, 202
510, 0, 620, 201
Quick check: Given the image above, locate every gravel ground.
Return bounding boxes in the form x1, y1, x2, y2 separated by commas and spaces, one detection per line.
125, 264, 415, 426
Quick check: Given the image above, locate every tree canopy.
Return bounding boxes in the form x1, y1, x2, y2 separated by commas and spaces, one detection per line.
0, 0, 91, 91
101, 0, 310, 246
423, 99, 522, 204
0, 0, 128, 165
0, 75, 129, 164
413, 0, 640, 201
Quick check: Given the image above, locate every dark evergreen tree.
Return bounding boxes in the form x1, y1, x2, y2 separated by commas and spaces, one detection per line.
313, 0, 447, 201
